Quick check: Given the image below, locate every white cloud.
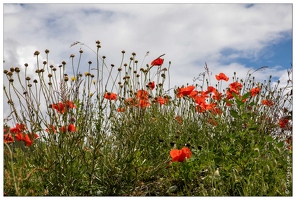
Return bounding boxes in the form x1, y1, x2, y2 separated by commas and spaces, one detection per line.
2, 3, 292, 121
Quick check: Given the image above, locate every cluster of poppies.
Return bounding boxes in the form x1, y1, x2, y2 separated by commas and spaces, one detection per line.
176, 72, 269, 114
51, 100, 76, 114
4, 124, 39, 146
47, 100, 77, 134
104, 57, 168, 111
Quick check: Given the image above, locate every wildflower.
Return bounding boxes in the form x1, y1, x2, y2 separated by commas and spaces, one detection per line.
279, 118, 289, 129
52, 102, 66, 113
250, 87, 260, 96
4, 133, 14, 144
156, 96, 169, 105
68, 124, 76, 132
207, 86, 222, 100
10, 123, 26, 134
212, 91, 222, 100
15, 133, 38, 146
24, 134, 33, 146
151, 57, 164, 66
262, 99, 274, 107
194, 93, 208, 105
148, 81, 155, 90
138, 99, 150, 108
207, 86, 218, 94
104, 92, 117, 100
229, 82, 242, 94
177, 85, 196, 98
226, 89, 234, 99
65, 100, 76, 109
215, 73, 229, 81
170, 147, 192, 162
15, 133, 24, 141
136, 90, 149, 100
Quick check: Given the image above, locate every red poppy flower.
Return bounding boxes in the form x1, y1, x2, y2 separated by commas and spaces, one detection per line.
226, 89, 234, 99
279, 118, 289, 129
229, 82, 242, 94
52, 102, 66, 113
177, 86, 196, 98
151, 57, 164, 66
212, 91, 222, 100
15, 133, 24, 141
194, 95, 207, 106
250, 87, 260, 96
104, 92, 117, 100
68, 124, 76, 132
170, 147, 192, 162
65, 100, 76, 109
4, 133, 14, 144
52, 101, 76, 114
156, 96, 169, 105
262, 99, 274, 107
207, 86, 222, 100
24, 134, 33, 146
136, 90, 149, 100
138, 99, 150, 108
215, 73, 229, 81
148, 81, 155, 90
207, 86, 218, 94
10, 123, 26, 134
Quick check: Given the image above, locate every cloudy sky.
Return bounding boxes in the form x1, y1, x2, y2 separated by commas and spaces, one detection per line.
2, 3, 293, 118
